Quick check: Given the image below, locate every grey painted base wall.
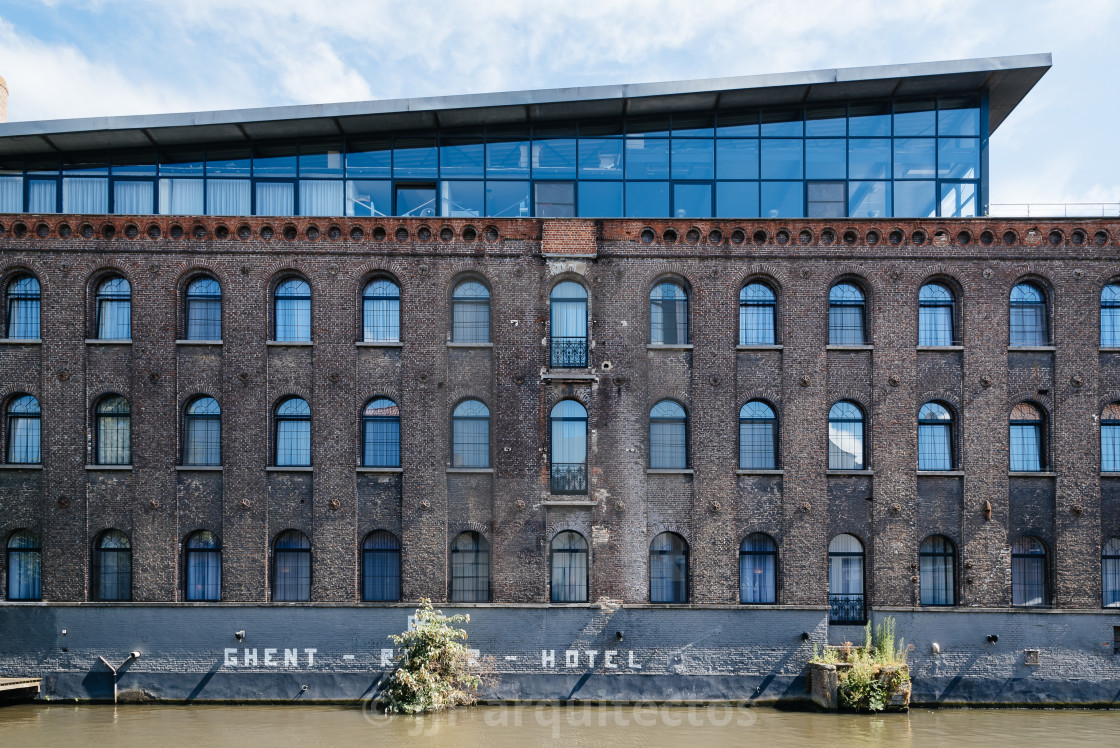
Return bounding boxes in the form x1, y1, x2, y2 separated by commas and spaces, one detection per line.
1, 604, 1118, 706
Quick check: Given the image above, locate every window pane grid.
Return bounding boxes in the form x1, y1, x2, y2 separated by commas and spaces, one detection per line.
650, 533, 688, 603
184, 417, 221, 465
186, 298, 221, 339
7, 276, 40, 338
363, 417, 401, 467
551, 532, 589, 603
1103, 539, 1120, 608
919, 537, 955, 605
8, 394, 41, 463
828, 403, 864, 470
918, 420, 952, 471
186, 549, 221, 601
1103, 418, 1120, 472
739, 421, 776, 469
451, 533, 490, 602
363, 297, 400, 342
7, 532, 41, 600
739, 534, 776, 604
95, 535, 132, 601
1009, 423, 1042, 472
1102, 285, 1120, 346
1011, 538, 1047, 606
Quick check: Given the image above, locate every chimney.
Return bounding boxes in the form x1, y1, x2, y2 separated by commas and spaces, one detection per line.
0, 75, 7, 123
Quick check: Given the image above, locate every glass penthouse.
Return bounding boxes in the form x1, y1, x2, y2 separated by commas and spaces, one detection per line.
0, 56, 1049, 220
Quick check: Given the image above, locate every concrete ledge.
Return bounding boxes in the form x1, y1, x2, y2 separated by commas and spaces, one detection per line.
175, 339, 222, 345
1009, 471, 1057, 477
736, 469, 784, 475
0, 338, 41, 345
447, 342, 493, 348
447, 467, 494, 474
917, 345, 963, 351
646, 469, 694, 475
85, 339, 131, 345
266, 340, 312, 346
735, 344, 783, 350
542, 500, 597, 507
0, 463, 42, 470
1007, 345, 1056, 352
355, 341, 403, 348
826, 344, 873, 351
918, 470, 964, 476
356, 467, 403, 473
176, 465, 223, 471
647, 344, 693, 351
826, 470, 873, 476
85, 464, 132, 471
266, 466, 313, 472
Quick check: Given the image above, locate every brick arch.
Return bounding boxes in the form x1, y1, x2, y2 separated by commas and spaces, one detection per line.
0, 385, 40, 406
738, 390, 782, 410
1097, 393, 1120, 413
915, 392, 963, 416
0, 260, 50, 295
544, 390, 592, 413
1007, 393, 1053, 415
635, 263, 698, 296
172, 261, 233, 295
451, 522, 492, 540
1008, 269, 1057, 299
646, 523, 692, 545
912, 267, 970, 298
543, 523, 593, 546
736, 263, 790, 292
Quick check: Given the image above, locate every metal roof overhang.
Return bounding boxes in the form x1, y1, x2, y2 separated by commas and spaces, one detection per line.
0, 54, 1051, 158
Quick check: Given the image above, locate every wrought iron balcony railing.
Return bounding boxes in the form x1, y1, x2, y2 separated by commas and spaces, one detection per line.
829, 593, 865, 624
550, 337, 588, 368
550, 463, 588, 495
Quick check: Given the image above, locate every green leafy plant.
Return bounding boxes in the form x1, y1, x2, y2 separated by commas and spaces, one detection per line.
810, 616, 912, 711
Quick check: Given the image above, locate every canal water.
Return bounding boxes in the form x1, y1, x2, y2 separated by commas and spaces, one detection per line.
2, 703, 1119, 746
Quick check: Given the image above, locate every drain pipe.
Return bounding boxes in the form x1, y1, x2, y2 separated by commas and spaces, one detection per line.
98, 651, 141, 704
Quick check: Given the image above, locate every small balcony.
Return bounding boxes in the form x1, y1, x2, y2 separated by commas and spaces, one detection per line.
550, 463, 588, 495
550, 337, 588, 368
829, 593, 865, 624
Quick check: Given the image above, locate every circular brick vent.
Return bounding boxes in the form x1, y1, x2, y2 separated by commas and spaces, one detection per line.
306, 225, 320, 240
192, 224, 206, 240
686, 228, 701, 244
843, 229, 858, 245
462, 225, 477, 241
101, 224, 116, 240
483, 225, 499, 242
820, 229, 836, 245
372, 226, 386, 241
35, 222, 49, 238
662, 228, 678, 243
911, 230, 926, 245
640, 228, 655, 244
350, 226, 364, 241
866, 230, 880, 245
170, 224, 184, 240
729, 229, 745, 244
1071, 229, 1085, 245
12, 221, 27, 238
59, 223, 73, 238
1002, 230, 1017, 246
956, 230, 971, 245
214, 225, 229, 240
708, 229, 723, 244
282, 225, 297, 241
888, 229, 904, 245
147, 224, 161, 240
979, 230, 994, 245
440, 226, 454, 242
1095, 230, 1109, 246
752, 229, 767, 244
395, 227, 409, 241
775, 230, 790, 245
237, 224, 251, 240
417, 226, 432, 242
798, 229, 812, 245
1048, 229, 1063, 245
260, 225, 274, 240
328, 225, 342, 241
124, 224, 139, 239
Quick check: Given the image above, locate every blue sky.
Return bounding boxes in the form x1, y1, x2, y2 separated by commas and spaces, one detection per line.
1, 0, 1117, 212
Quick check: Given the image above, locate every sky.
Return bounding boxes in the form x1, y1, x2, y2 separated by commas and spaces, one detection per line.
0, 0, 1117, 212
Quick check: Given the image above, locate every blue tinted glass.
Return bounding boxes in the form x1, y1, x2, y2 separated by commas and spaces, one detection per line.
673, 183, 712, 218
579, 119, 623, 137
849, 103, 891, 136
761, 110, 803, 137
938, 138, 979, 179
627, 117, 670, 137
253, 146, 297, 177
440, 140, 484, 178
28, 180, 57, 212
625, 182, 669, 217
578, 181, 623, 217
805, 139, 846, 179
716, 110, 759, 136
939, 182, 977, 217
717, 182, 759, 218
487, 140, 530, 178
532, 139, 577, 178
394, 138, 438, 178
760, 139, 803, 179
441, 180, 484, 217
672, 114, 714, 137
62, 155, 108, 175
849, 139, 890, 179
761, 182, 803, 218
578, 139, 623, 179
345, 180, 391, 217
671, 139, 714, 179
625, 139, 669, 179
806, 107, 846, 136
24, 157, 58, 175
894, 138, 936, 179
849, 181, 891, 218
894, 181, 936, 218
486, 181, 530, 217
345, 139, 391, 178
206, 148, 251, 176
298, 142, 343, 177
159, 150, 204, 176
938, 100, 980, 136
396, 185, 436, 217
894, 101, 936, 136
716, 139, 759, 179
112, 153, 156, 176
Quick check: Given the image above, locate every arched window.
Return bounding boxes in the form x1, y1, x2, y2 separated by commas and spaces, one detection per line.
362, 398, 400, 468
739, 282, 776, 345
917, 402, 954, 471
549, 281, 587, 368
450, 531, 490, 602
828, 401, 865, 470
273, 530, 311, 601
1103, 537, 1120, 608
93, 530, 131, 601
7, 530, 41, 601
95, 395, 130, 465
649, 400, 687, 469
1009, 402, 1045, 472
451, 281, 490, 343
650, 281, 688, 345
185, 277, 221, 340
274, 278, 311, 342
550, 531, 589, 603
6, 275, 40, 339
828, 282, 866, 345
739, 533, 777, 604
95, 276, 131, 339
1010, 282, 1048, 346
1011, 536, 1048, 606
6, 395, 41, 464
828, 534, 865, 623
550, 400, 587, 494
649, 532, 688, 603
362, 530, 401, 602
184, 530, 221, 601
1101, 284, 1120, 347
1102, 403, 1120, 472
739, 400, 777, 470
919, 535, 956, 606
275, 397, 311, 467
918, 283, 955, 346
451, 400, 490, 468
362, 279, 400, 343
183, 396, 221, 466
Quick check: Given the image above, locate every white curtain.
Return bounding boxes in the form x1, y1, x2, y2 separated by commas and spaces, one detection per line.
0, 176, 21, 212
206, 179, 250, 215
299, 180, 343, 216
551, 300, 586, 338
159, 179, 204, 214
62, 178, 109, 213
113, 181, 154, 214
28, 180, 57, 213
256, 182, 294, 216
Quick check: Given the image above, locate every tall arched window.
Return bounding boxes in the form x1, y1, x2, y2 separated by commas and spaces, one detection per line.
649, 281, 688, 345
917, 402, 954, 471
739, 282, 776, 345
649, 532, 688, 603
275, 397, 311, 466
1102, 403, 1120, 472
828, 401, 865, 470
274, 278, 311, 342
1103, 537, 1120, 608
93, 530, 131, 601
828, 282, 866, 345
919, 535, 956, 606
362, 398, 400, 468
6, 275, 40, 339
451, 281, 490, 343
1101, 284, 1120, 347
649, 400, 687, 469
739, 400, 777, 469
6, 395, 41, 464
95, 395, 131, 465
7, 530, 41, 601
550, 531, 589, 603
450, 531, 490, 602
1009, 282, 1048, 346
362, 530, 401, 602
1009, 402, 1045, 472
1011, 536, 1048, 606
184, 530, 221, 601
451, 400, 489, 468
362, 279, 400, 342
549, 281, 587, 368
183, 396, 221, 466
550, 400, 587, 494
273, 530, 311, 601
95, 276, 131, 339
918, 283, 955, 346
828, 534, 865, 623
739, 533, 777, 604
185, 277, 222, 340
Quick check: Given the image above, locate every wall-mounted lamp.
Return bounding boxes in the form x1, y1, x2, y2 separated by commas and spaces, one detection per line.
615, 631, 624, 641
987, 634, 999, 644
801, 632, 810, 641
235, 630, 246, 642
